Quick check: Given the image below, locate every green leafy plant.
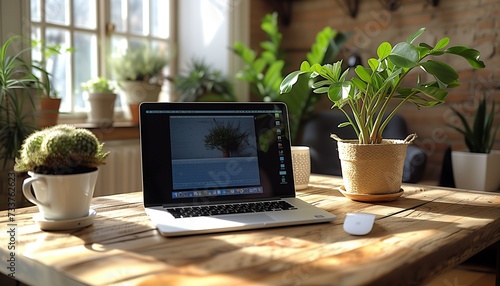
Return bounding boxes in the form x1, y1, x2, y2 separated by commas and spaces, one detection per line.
0, 35, 41, 167
281, 28, 485, 144
174, 59, 235, 102
81, 77, 116, 93
233, 12, 348, 142
111, 43, 168, 85
204, 120, 250, 157
14, 124, 109, 174
449, 97, 498, 153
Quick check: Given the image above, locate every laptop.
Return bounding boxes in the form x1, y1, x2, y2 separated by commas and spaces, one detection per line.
139, 102, 336, 236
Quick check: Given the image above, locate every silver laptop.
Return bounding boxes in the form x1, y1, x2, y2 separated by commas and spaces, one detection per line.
139, 102, 336, 236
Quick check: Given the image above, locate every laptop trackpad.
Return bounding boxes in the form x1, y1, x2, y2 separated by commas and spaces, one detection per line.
221, 214, 275, 224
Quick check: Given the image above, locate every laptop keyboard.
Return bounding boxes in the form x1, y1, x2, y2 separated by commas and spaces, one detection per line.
165, 200, 297, 218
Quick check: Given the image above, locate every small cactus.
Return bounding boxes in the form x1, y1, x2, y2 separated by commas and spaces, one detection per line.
14, 124, 109, 174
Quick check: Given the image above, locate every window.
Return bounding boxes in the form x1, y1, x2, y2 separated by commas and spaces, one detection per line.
30, 0, 172, 114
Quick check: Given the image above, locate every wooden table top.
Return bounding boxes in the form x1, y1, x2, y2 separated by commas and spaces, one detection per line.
1, 174, 499, 286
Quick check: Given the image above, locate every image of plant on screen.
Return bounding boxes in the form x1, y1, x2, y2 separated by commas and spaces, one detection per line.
204, 119, 250, 157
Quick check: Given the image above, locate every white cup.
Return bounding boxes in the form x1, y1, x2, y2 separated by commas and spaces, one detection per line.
291, 146, 311, 190
22, 170, 99, 220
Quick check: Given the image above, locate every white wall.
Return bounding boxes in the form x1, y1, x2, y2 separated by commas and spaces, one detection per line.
1, 0, 30, 51
178, 0, 229, 74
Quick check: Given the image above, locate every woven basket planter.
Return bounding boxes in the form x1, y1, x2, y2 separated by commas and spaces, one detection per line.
334, 134, 416, 195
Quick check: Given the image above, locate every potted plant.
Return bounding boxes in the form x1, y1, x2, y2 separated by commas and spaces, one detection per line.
0, 35, 42, 209
204, 119, 250, 158
448, 96, 499, 191
111, 43, 169, 124
173, 58, 235, 102
0, 36, 40, 165
233, 12, 349, 143
31, 39, 73, 128
280, 28, 485, 200
81, 77, 117, 125
14, 124, 108, 229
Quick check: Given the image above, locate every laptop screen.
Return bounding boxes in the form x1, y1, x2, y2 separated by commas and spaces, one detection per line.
140, 102, 296, 207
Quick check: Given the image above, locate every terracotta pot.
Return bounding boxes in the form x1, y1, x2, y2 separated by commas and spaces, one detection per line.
129, 103, 140, 125
38, 97, 61, 128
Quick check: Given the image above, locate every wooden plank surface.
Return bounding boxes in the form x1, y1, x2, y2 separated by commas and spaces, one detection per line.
1, 175, 499, 286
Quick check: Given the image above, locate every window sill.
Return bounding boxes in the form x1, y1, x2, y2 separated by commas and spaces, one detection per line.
57, 112, 139, 141
79, 122, 139, 141
62, 120, 139, 141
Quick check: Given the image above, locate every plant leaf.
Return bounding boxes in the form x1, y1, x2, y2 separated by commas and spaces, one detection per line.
388, 42, 419, 68
313, 87, 329, 94
350, 77, 367, 92
434, 37, 450, 50
327, 82, 351, 102
264, 61, 285, 93
420, 60, 459, 84
306, 27, 334, 64
338, 122, 352, 128
368, 58, 379, 72
377, 42, 392, 59
280, 70, 306, 94
413, 86, 448, 102
300, 61, 312, 72
355, 66, 372, 83
445, 46, 486, 69
473, 97, 486, 151
407, 28, 426, 44
311, 79, 331, 89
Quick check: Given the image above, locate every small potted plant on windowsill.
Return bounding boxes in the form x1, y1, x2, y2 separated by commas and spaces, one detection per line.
14, 124, 109, 230
280, 28, 485, 201
448, 96, 499, 191
82, 77, 118, 125
111, 43, 169, 124
31, 39, 73, 128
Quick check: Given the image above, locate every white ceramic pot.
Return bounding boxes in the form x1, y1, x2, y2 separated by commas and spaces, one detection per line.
85, 92, 117, 124
22, 169, 99, 220
120, 81, 162, 104
451, 150, 500, 192
119, 81, 162, 124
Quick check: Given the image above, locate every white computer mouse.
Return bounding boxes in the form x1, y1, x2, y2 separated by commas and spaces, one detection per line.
343, 213, 376, 235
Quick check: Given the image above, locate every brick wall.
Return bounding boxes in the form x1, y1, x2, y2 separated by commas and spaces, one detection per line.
251, 0, 500, 182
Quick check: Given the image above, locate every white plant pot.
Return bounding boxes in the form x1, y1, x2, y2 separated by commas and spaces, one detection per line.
85, 92, 117, 124
451, 150, 500, 192
120, 81, 162, 104
119, 81, 162, 124
22, 169, 99, 221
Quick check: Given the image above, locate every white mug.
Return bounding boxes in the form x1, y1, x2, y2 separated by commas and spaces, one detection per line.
291, 146, 311, 190
23, 170, 99, 220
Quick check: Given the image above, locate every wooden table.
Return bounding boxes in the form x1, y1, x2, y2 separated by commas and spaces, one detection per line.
1, 175, 499, 286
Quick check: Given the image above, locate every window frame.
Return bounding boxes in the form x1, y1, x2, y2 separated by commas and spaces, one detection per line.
28, 0, 175, 119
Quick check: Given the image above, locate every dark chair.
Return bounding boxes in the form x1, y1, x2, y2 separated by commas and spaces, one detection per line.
299, 110, 427, 183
